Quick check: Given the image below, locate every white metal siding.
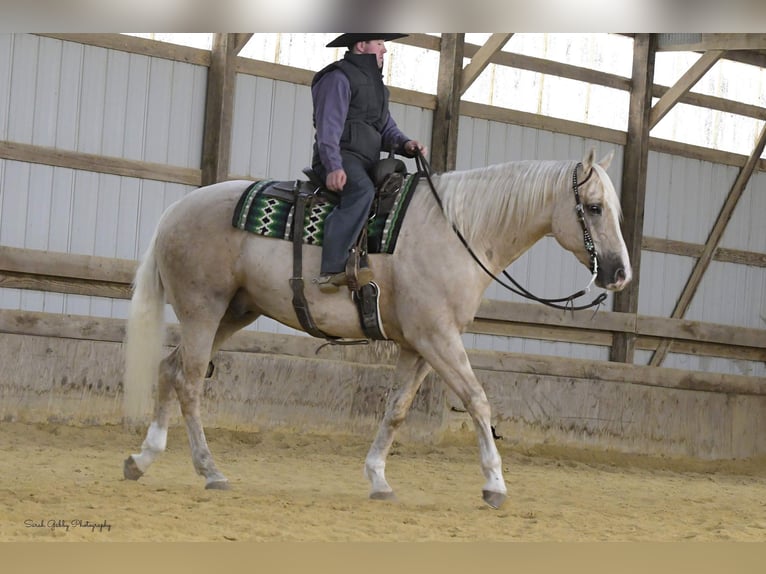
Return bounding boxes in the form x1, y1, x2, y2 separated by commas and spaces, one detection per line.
639, 151, 765, 375
230, 75, 315, 181
0, 158, 196, 318
0, 33, 763, 376
0, 33, 204, 321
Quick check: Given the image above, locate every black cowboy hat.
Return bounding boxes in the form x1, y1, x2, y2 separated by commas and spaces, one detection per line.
326, 33, 408, 48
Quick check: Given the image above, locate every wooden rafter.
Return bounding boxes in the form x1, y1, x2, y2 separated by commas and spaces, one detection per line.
232, 33, 254, 55
459, 33, 513, 96
649, 120, 766, 366
649, 50, 725, 129
657, 33, 766, 52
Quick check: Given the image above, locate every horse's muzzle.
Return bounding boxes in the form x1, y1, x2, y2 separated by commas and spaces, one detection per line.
596, 255, 632, 291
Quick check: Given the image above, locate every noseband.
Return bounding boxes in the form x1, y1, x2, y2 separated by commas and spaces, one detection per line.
416, 153, 607, 312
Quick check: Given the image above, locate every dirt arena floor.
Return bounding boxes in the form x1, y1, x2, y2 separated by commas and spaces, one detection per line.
2, 421, 766, 542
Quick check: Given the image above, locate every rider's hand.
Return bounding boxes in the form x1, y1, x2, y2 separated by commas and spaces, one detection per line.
404, 140, 428, 158
325, 169, 347, 191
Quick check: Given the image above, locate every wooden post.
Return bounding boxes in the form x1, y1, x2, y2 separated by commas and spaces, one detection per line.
430, 34, 464, 173
610, 34, 656, 364
201, 33, 239, 186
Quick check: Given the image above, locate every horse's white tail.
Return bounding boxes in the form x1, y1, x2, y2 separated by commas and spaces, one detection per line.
123, 233, 165, 424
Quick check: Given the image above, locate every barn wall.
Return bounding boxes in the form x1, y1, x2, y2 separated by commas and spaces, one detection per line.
638, 152, 766, 376
0, 33, 202, 321
1, 33, 764, 457
2, 32, 762, 373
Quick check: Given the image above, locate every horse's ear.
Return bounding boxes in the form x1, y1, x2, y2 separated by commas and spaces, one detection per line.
582, 148, 597, 172
598, 149, 614, 171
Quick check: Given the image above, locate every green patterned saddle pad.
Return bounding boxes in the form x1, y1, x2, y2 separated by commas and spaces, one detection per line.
231, 174, 419, 254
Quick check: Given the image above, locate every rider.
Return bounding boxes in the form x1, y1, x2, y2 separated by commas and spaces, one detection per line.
311, 33, 428, 294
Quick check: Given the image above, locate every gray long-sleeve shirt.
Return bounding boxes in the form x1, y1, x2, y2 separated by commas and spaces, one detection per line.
312, 67, 411, 173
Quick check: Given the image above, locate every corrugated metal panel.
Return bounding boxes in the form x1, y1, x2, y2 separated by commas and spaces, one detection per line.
641, 151, 765, 327
0, 34, 12, 140
0, 159, 197, 319
640, 150, 765, 375
722, 169, 766, 252
230, 75, 316, 180
1, 34, 762, 373
0, 34, 207, 320
0, 34, 206, 167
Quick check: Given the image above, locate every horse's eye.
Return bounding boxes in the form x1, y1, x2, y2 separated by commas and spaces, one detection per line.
588, 204, 602, 216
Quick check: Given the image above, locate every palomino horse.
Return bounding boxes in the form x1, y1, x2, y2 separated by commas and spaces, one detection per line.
123, 149, 631, 508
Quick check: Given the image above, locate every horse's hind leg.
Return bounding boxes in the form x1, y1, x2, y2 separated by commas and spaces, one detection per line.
172, 323, 231, 489
364, 348, 432, 500
123, 348, 182, 480
124, 292, 259, 486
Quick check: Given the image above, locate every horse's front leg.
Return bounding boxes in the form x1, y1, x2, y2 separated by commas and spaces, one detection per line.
416, 333, 507, 509
364, 348, 432, 500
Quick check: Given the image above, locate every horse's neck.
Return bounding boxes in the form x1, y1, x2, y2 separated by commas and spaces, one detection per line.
434, 163, 563, 271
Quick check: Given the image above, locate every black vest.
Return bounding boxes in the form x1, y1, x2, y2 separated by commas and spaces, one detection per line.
312, 52, 390, 168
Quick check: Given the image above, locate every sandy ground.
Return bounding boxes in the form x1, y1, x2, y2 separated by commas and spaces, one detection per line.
1, 421, 766, 542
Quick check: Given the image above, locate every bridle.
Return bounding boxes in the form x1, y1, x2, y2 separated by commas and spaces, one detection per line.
415, 152, 607, 312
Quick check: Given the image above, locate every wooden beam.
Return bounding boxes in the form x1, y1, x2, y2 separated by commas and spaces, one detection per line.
652, 83, 766, 122
232, 33, 254, 55
0, 246, 136, 283
2, 309, 764, 397
656, 33, 766, 52
430, 34, 464, 173
474, 298, 766, 350
37, 33, 211, 66
469, 319, 765, 362
459, 33, 513, 96
642, 236, 766, 268
0, 140, 201, 186
201, 33, 238, 186
610, 34, 655, 364
649, 120, 766, 366
467, 349, 766, 397
649, 50, 725, 129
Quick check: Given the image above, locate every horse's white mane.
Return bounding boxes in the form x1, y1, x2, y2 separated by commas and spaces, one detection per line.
433, 159, 575, 245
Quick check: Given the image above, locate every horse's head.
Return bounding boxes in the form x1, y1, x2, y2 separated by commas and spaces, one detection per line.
551, 149, 632, 291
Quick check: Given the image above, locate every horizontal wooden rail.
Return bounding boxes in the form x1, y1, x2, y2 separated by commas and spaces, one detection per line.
0, 141, 202, 186
1, 309, 763, 397
1, 246, 763, 363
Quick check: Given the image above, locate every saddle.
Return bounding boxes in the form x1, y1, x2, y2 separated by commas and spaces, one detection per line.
271, 158, 409, 343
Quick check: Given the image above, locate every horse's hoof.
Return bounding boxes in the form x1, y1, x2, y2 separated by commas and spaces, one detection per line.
205, 480, 231, 490
482, 489, 507, 509
123, 456, 144, 481
369, 490, 397, 501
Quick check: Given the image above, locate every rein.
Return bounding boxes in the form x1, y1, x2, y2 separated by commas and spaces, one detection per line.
415, 152, 607, 312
